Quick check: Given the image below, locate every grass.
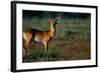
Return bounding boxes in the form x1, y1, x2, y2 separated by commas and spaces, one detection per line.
22, 18, 91, 62
23, 49, 64, 62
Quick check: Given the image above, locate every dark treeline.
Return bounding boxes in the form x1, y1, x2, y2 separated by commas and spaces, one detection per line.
23, 10, 90, 19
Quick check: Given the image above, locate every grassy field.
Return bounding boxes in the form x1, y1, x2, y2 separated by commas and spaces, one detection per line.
23, 18, 91, 63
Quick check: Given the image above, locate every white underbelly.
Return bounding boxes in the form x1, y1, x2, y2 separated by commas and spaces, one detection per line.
34, 36, 42, 43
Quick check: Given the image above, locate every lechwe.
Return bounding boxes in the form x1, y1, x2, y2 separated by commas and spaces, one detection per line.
22, 17, 59, 55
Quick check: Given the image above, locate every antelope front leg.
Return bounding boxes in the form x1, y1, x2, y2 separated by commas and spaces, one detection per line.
43, 41, 48, 51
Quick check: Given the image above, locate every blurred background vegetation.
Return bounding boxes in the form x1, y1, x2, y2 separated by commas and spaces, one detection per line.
23, 10, 91, 63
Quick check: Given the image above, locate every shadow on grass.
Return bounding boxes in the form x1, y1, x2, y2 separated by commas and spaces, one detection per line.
23, 49, 64, 63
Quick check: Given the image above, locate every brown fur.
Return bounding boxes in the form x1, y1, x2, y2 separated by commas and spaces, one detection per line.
22, 18, 58, 55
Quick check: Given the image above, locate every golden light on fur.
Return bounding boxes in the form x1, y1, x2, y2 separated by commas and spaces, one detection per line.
22, 17, 59, 55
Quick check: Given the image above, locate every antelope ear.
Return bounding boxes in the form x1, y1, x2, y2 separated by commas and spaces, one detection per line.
48, 19, 52, 24
56, 16, 61, 21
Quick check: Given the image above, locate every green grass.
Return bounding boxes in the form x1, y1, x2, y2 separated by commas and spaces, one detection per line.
23, 49, 64, 62
22, 18, 91, 62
